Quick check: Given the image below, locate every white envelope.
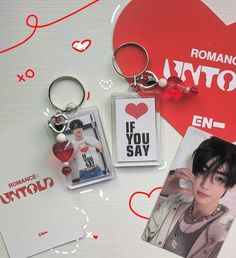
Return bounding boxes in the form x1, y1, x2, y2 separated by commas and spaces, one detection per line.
0, 121, 84, 258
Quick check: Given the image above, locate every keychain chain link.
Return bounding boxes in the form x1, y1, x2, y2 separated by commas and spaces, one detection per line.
48, 76, 86, 133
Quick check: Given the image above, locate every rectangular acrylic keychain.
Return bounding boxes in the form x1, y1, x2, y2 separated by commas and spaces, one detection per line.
112, 42, 162, 167
112, 92, 161, 167
47, 76, 114, 189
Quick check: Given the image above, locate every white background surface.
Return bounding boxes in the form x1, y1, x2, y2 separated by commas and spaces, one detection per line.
0, 1, 236, 257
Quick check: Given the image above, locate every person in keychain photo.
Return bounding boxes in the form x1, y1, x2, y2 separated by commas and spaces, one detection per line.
69, 118, 106, 183
142, 136, 236, 258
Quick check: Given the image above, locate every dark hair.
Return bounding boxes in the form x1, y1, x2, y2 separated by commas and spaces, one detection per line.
192, 136, 236, 188
69, 119, 83, 131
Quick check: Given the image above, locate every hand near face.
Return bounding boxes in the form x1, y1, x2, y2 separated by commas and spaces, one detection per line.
161, 168, 195, 197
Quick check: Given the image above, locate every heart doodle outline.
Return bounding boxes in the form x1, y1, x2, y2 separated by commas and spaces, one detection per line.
129, 186, 162, 220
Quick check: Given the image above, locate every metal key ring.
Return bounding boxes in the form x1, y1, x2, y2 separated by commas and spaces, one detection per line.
112, 42, 150, 79
48, 76, 85, 112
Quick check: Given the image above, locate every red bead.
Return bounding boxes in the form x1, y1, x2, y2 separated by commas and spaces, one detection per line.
164, 76, 198, 99
189, 86, 199, 95
163, 85, 183, 100
62, 166, 72, 176
167, 76, 183, 85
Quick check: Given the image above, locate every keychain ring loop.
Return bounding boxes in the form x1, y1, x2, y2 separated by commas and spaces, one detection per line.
48, 76, 85, 112
112, 42, 150, 79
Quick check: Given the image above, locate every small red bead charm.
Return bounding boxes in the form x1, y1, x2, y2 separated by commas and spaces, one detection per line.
163, 76, 199, 100
189, 86, 199, 96
62, 166, 72, 176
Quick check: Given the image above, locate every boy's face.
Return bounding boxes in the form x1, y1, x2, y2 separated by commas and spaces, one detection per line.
193, 160, 228, 206
73, 127, 83, 138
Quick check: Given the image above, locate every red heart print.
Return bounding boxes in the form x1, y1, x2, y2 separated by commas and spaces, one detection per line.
93, 235, 98, 240
125, 103, 148, 119
80, 145, 89, 153
113, 0, 236, 142
72, 39, 91, 52
52, 141, 74, 162
129, 187, 162, 220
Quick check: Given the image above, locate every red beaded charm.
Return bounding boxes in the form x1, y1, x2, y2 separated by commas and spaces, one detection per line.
62, 166, 72, 176
162, 76, 198, 100
52, 141, 74, 162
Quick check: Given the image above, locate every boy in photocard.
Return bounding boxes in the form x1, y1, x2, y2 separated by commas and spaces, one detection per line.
69, 118, 106, 183
142, 128, 236, 258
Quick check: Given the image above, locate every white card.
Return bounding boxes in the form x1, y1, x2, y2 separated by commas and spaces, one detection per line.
112, 93, 161, 167
0, 124, 84, 258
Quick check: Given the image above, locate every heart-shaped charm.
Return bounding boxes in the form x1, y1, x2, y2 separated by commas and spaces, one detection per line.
163, 76, 185, 100
52, 141, 74, 162
48, 113, 68, 133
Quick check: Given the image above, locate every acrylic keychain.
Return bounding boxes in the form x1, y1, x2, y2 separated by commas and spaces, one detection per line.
47, 76, 114, 189
112, 42, 161, 167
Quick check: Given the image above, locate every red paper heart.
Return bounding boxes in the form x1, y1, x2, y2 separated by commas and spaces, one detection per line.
129, 187, 162, 220
52, 141, 74, 162
125, 103, 148, 119
72, 39, 91, 52
113, 0, 236, 142
80, 145, 89, 153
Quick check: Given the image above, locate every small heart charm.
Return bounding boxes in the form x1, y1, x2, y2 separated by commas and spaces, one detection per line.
52, 141, 74, 162
163, 76, 186, 100
167, 76, 185, 89
48, 113, 68, 133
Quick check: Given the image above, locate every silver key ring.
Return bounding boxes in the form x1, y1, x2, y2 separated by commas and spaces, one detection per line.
112, 42, 150, 79
48, 76, 85, 112
112, 42, 158, 90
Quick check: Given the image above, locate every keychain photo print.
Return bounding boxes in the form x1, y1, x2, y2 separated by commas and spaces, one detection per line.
47, 76, 114, 189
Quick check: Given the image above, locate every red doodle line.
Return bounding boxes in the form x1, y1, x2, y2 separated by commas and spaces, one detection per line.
0, 0, 99, 54
129, 187, 162, 220
86, 91, 91, 100
17, 68, 35, 82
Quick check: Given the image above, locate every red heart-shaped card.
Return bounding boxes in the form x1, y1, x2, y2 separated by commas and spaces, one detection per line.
113, 0, 236, 142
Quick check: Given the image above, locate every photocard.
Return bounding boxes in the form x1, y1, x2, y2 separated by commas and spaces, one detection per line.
142, 127, 236, 258
63, 108, 113, 189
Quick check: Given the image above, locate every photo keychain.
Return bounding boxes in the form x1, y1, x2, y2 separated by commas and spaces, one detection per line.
47, 76, 114, 189
112, 42, 162, 167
